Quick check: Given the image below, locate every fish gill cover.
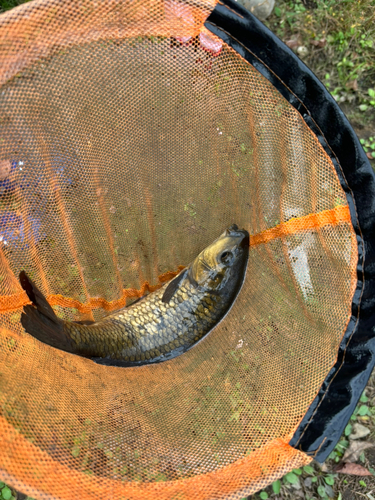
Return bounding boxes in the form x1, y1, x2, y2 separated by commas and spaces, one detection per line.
0, 0, 374, 499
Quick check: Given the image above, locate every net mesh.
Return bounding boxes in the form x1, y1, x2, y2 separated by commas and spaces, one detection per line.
0, 0, 357, 498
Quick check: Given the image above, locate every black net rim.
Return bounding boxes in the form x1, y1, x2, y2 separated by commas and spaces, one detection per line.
206, 0, 375, 461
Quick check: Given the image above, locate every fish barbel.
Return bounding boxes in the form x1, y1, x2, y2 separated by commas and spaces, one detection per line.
20, 224, 249, 366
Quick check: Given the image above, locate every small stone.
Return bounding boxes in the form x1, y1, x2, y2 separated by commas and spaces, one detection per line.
297, 46, 309, 58
349, 423, 370, 440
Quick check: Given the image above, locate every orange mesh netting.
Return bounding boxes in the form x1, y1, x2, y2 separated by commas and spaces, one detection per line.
0, 0, 358, 498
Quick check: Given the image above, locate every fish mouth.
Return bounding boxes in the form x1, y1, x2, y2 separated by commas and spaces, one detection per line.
225, 224, 249, 249
228, 224, 239, 232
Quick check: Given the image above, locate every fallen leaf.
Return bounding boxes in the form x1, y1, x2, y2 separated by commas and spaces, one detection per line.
286, 39, 299, 49
342, 440, 374, 463
304, 477, 312, 488
346, 79, 358, 91
335, 463, 372, 476
310, 38, 326, 47
367, 152, 374, 160
357, 415, 370, 423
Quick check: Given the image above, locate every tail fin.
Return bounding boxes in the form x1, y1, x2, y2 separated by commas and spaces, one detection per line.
19, 271, 76, 354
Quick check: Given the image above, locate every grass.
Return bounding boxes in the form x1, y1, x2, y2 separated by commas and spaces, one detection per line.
0, 0, 30, 11
265, 0, 375, 171
361, 136, 375, 159
0, 0, 374, 499
265, 0, 375, 105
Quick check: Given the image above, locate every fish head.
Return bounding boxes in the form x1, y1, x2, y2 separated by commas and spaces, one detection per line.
189, 224, 249, 292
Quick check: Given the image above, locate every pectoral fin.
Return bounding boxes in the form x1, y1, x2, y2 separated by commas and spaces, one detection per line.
162, 269, 188, 304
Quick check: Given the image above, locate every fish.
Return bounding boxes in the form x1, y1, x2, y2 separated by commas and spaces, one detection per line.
19, 224, 249, 366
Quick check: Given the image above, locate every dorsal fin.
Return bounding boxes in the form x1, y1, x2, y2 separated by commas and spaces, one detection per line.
162, 269, 188, 304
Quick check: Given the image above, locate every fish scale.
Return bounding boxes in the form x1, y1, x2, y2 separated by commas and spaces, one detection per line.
63, 282, 219, 362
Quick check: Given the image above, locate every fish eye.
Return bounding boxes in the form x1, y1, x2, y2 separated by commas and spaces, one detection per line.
220, 251, 233, 264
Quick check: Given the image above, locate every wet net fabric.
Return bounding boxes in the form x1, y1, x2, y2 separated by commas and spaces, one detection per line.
0, 0, 358, 499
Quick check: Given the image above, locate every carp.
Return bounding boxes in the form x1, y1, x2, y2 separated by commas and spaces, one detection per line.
20, 224, 249, 366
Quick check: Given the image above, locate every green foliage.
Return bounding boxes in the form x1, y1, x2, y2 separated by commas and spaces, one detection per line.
265, 0, 375, 118
329, 438, 348, 462
271, 479, 281, 494
0, 486, 12, 500
360, 393, 369, 403
360, 137, 375, 159
303, 465, 314, 474
344, 423, 352, 436
317, 485, 327, 498
359, 88, 375, 112
324, 475, 335, 486
358, 404, 371, 416
0, 0, 31, 11
284, 471, 299, 484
